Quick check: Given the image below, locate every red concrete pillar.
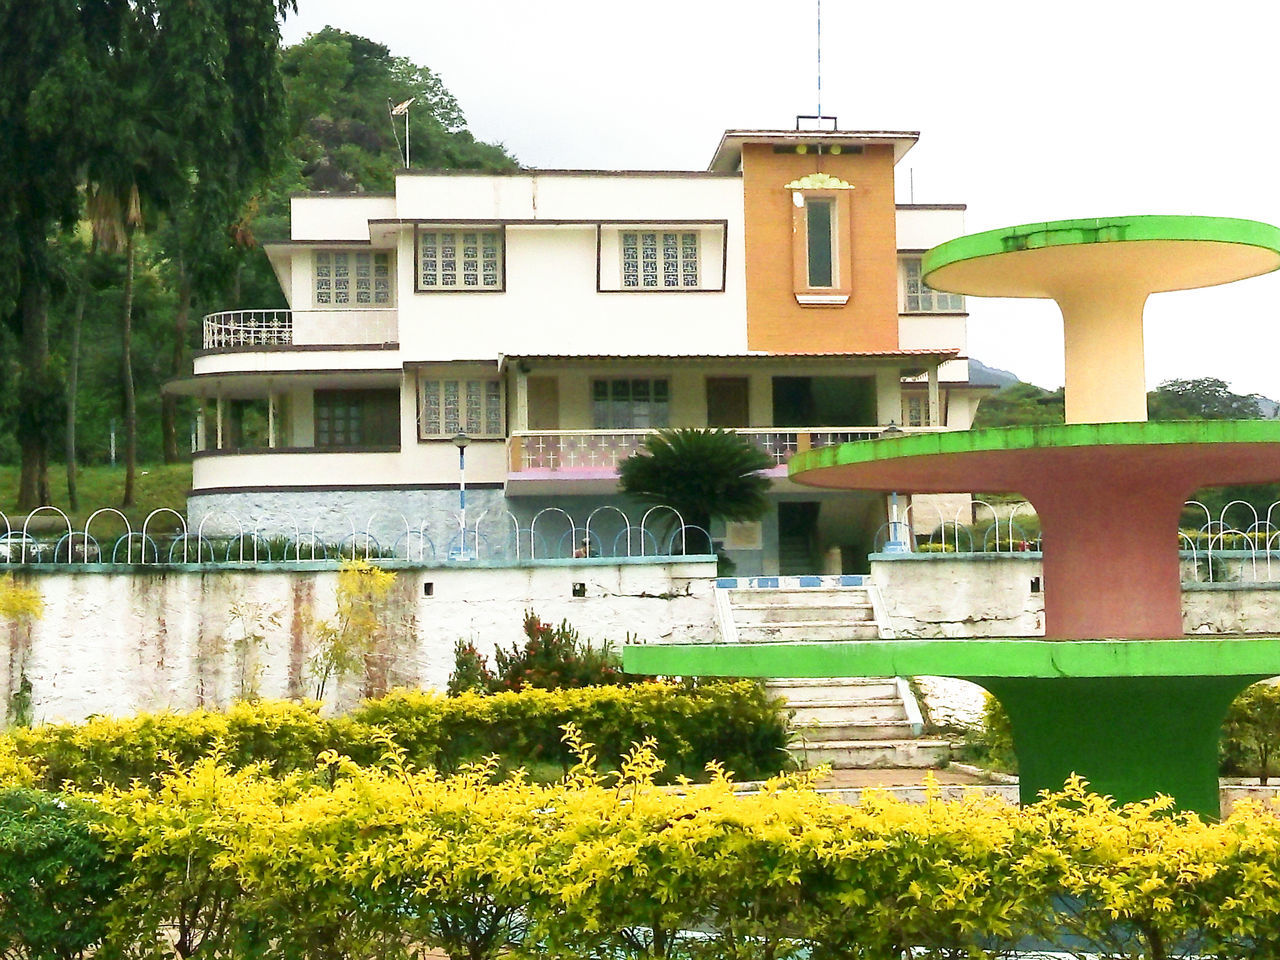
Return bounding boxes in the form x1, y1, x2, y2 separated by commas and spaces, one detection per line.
1031, 480, 1187, 640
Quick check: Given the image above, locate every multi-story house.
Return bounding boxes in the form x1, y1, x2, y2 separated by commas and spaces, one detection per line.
168, 125, 984, 575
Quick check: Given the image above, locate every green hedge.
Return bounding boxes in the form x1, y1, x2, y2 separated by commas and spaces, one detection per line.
7, 681, 791, 790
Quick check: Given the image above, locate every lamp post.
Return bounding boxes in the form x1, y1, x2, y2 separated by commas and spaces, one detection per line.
453, 432, 470, 559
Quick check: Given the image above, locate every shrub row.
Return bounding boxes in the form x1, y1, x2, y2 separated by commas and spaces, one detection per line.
5, 681, 791, 790
4, 756, 1280, 960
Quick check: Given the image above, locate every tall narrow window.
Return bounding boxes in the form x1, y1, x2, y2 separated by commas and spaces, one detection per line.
806, 199, 834, 288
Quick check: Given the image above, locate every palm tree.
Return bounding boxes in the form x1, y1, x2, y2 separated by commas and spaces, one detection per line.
618, 428, 774, 552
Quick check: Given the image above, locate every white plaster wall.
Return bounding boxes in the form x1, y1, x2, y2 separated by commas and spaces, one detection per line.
898, 314, 967, 352
3, 561, 717, 724
193, 349, 402, 377
872, 555, 1280, 638
192, 441, 511, 492
292, 196, 396, 241
394, 223, 749, 361
895, 206, 966, 250
392, 173, 741, 222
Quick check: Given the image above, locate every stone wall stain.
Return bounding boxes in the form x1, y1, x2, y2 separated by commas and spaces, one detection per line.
289, 578, 314, 699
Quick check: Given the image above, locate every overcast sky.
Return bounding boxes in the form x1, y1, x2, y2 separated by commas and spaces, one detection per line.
283, 0, 1280, 398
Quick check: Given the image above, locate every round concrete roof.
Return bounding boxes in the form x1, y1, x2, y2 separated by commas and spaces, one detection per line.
922, 215, 1280, 298
788, 421, 1280, 494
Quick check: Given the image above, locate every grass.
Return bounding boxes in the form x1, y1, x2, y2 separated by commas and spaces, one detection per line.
0, 463, 192, 532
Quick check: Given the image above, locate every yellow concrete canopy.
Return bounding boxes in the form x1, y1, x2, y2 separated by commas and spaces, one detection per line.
920, 216, 1280, 424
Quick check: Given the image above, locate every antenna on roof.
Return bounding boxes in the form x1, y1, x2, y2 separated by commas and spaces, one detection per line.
816, 0, 822, 118
389, 97, 416, 168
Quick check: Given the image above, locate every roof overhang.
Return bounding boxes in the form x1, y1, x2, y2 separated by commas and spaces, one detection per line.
708, 130, 920, 172
500, 349, 958, 372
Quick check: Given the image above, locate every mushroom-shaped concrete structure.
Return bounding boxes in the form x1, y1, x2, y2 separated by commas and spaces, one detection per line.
789, 420, 1280, 640
923, 216, 1280, 423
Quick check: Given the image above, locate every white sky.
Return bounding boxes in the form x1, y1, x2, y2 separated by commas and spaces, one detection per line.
283, 0, 1280, 397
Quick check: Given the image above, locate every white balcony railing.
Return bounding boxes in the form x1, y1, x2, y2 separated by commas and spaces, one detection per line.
203, 309, 292, 349
202, 308, 399, 350
508, 427, 940, 473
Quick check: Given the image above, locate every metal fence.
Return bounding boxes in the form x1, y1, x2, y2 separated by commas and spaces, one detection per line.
0, 505, 709, 568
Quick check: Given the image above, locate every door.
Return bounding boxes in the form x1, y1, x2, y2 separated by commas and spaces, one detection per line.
777, 501, 820, 575
706, 376, 750, 428
527, 376, 559, 430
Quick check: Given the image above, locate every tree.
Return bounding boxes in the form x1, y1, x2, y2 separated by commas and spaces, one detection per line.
1147, 377, 1265, 421
972, 381, 1064, 429
618, 429, 774, 550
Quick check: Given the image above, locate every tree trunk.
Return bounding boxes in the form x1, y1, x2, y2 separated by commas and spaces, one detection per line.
65, 252, 90, 511
120, 233, 138, 509
16, 263, 50, 511
161, 252, 191, 463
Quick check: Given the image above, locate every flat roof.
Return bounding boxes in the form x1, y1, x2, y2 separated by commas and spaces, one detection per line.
708, 129, 920, 172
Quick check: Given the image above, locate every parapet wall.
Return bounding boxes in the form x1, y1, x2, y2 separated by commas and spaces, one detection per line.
0, 558, 718, 724
871, 553, 1280, 637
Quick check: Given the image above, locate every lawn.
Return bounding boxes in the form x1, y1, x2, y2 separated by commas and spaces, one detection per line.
0, 463, 192, 530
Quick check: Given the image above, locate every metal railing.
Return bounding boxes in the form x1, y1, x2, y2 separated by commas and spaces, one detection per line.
0, 504, 708, 568
202, 310, 293, 349
508, 426, 941, 472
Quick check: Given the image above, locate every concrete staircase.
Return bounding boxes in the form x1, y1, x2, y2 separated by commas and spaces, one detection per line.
717, 580, 951, 769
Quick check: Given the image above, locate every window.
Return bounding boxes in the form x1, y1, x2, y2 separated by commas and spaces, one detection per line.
313, 389, 400, 448
805, 199, 835, 287
416, 228, 504, 290
902, 257, 964, 312
313, 251, 393, 307
621, 232, 699, 288
591, 378, 670, 429
419, 379, 504, 438
902, 393, 927, 427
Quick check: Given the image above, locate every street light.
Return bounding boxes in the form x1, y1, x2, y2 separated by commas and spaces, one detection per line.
453, 432, 470, 559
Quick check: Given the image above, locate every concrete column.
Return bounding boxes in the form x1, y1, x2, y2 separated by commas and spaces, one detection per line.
267, 393, 277, 448
196, 398, 207, 451
514, 366, 529, 432
927, 365, 941, 426
215, 393, 224, 450
1059, 288, 1149, 424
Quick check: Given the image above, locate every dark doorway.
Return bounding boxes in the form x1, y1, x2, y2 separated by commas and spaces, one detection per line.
772, 376, 878, 427
706, 377, 750, 428
777, 501, 820, 575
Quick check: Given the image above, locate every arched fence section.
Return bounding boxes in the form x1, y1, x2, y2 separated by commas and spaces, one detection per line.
0, 503, 697, 568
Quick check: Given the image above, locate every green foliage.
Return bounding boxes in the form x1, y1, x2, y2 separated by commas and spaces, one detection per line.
446, 639, 494, 696
307, 560, 398, 700
1148, 377, 1265, 421
618, 428, 774, 540
973, 381, 1065, 428
959, 693, 1018, 774
6, 682, 792, 789
56, 756, 1280, 960
1222, 681, 1280, 783
0, 788, 123, 960
490, 611, 628, 692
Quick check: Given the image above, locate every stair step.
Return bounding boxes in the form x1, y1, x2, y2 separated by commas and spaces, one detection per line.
791, 720, 916, 741
733, 607, 874, 623
790, 701, 908, 724
767, 679, 899, 701
790, 739, 952, 769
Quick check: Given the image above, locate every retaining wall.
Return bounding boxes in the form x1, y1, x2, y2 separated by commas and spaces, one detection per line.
1, 558, 718, 724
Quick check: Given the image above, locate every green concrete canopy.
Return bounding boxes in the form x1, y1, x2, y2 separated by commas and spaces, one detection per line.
921, 214, 1280, 297
624, 638, 1280, 816
791, 421, 1280, 641
919, 215, 1280, 424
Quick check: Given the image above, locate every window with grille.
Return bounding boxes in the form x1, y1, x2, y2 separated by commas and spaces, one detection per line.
621, 232, 699, 288
591, 378, 670, 429
416, 228, 504, 290
902, 257, 964, 312
313, 251, 393, 307
418, 379, 504, 438
902, 393, 927, 427
313, 389, 400, 448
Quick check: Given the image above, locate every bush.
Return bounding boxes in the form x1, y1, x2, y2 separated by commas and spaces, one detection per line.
0, 788, 123, 959
75, 756, 1280, 960
957, 693, 1018, 774
1222, 681, 1280, 782
448, 612, 633, 695
3, 682, 792, 789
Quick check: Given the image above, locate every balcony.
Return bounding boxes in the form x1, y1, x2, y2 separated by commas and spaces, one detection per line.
202, 309, 398, 350
507, 426, 943, 483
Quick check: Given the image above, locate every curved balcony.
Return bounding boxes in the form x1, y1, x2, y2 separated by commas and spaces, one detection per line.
201, 309, 398, 351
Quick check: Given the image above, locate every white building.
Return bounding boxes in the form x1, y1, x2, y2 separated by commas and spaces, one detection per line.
169, 126, 985, 574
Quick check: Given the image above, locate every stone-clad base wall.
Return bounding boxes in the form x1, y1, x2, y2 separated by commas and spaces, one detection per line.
0, 559, 717, 725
